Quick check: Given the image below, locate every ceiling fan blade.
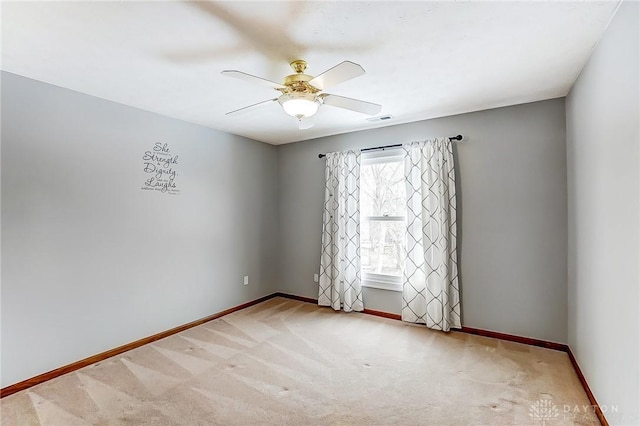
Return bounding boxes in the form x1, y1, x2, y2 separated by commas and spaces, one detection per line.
298, 118, 314, 130
309, 61, 365, 91
322, 94, 382, 116
226, 98, 278, 115
221, 70, 286, 90
163, 45, 255, 63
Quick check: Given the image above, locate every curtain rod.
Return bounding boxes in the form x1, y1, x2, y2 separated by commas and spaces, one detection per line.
317, 134, 463, 158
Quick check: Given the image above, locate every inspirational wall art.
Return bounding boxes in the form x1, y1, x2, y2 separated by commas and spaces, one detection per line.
141, 142, 180, 195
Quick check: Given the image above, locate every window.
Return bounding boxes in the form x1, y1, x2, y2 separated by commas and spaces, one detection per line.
360, 149, 405, 291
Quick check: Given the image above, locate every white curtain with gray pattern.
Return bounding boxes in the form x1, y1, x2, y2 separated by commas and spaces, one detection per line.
402, 139, 461, 331
318, 150, 363, 312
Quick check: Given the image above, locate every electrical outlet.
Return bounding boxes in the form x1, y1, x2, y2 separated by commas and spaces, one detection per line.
314, 274, 319, 283
243, 276, 249, 286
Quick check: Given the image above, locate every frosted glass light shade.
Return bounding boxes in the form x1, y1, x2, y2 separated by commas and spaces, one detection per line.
278, 94, 320, 119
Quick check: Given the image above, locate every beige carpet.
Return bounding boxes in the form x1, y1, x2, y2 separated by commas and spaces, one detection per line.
1, 297, 598, 425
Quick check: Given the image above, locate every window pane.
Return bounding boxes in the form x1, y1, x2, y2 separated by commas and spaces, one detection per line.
361, 220, 405, 277
360, 160, 405, 217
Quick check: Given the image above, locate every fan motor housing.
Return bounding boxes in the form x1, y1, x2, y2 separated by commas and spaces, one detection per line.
282, 73, 320, 94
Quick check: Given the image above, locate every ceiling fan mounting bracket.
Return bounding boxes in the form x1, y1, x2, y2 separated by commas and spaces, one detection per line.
289, 59, 308, 74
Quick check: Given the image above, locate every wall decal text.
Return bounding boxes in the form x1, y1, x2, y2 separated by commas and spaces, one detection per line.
141, 143, 180, 195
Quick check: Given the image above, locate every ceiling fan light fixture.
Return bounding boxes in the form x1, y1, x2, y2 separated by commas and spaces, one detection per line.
278, 93, 321, 119
223, 59, 381, 123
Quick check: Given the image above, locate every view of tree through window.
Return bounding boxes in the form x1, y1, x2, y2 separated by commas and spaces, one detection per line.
360, 155, 406, 278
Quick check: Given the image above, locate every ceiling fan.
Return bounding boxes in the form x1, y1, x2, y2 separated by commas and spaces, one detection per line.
221, 59, 382, 128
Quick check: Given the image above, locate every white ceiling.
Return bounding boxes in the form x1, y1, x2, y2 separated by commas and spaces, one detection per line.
1, 1, 620, 145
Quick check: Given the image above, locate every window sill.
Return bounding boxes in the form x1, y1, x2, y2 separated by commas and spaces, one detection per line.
362, 279, 402, 292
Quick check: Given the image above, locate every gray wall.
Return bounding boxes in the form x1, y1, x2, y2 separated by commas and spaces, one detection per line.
566, 1, 639, 424
1, 72, 279, 388
277, 98, 568, 343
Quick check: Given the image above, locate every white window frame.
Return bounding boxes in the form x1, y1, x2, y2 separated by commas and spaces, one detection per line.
360, 148, 404, 292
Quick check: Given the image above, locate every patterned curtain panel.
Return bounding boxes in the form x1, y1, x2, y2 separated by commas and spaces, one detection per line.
318, 150, 363, 312
402, 138, 461, 331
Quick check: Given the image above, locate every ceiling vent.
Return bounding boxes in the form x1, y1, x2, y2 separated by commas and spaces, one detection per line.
367, 115, 394, 122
